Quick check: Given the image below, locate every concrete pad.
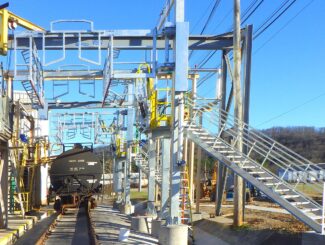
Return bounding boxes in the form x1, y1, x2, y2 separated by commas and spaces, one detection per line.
158, 224, 188, 245
131, 216, 154, 234
151, 219, 166, 238
90, 203, 158, 244
192, 227, 229, 245
0, 214, 37, 244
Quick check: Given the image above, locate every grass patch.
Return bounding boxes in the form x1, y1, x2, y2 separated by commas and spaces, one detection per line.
231, 223, 251, 231
296, 183, 322, 198
130, 188, 148, 201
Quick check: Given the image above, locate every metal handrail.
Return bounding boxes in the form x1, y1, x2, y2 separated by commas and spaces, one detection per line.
187, 97, 324, 171
185, 97, 324, 195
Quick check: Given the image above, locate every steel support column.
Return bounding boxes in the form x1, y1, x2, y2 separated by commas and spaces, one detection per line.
124, 82, 135, 205
124, 156, 131, 205
147, 134, 157, 215
195, 143, 202, 213
216, 53, 228, 216
160, 137, 171, 219
114, 158, 123, 202
138, 163, 142, 192
168, 0, 188, 224
169, 94, 182, 224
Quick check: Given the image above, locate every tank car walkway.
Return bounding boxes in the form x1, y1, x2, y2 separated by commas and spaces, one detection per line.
90, 203, 159, 244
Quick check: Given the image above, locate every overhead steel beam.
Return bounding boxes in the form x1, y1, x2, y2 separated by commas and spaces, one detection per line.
10, 32, 238, 51
10, 70, 200, 81
48, 101, 129, 109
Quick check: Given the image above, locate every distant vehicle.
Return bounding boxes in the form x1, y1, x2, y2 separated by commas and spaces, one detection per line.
50, 143, 102, 213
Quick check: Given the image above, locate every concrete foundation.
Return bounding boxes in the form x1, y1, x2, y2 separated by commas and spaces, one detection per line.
192, 212, 203, 222
151, 219, 166, 238
158, 224, 188, 245
131, 216, 154, 234
120, 203, 134, 215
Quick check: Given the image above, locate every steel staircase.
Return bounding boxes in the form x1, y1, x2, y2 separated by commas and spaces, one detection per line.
19, 46, 44, 109
134, 146, 162, 187
21, 80, 43, 109
184, 97, 325, 234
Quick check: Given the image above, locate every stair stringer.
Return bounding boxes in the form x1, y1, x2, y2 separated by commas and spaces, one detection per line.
186, 129, 323, 234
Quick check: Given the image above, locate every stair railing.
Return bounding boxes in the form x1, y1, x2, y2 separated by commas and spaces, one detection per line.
185, 96, 325, 196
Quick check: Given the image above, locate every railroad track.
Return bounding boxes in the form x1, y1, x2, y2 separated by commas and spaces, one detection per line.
40, 202, 97, 245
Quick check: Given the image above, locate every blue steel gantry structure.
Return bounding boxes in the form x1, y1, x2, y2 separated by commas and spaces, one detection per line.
0, 1, 323, 244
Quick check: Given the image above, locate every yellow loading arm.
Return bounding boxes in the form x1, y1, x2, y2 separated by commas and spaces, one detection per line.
0, 8, 44, 55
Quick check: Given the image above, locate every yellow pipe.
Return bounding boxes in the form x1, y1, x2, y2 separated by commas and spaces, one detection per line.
0, 9, 44, 55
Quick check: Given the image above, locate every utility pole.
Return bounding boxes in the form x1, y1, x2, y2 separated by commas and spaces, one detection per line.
233, 0, 244, 227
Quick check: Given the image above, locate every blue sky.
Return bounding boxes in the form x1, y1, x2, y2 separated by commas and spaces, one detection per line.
5, 0, 325, 130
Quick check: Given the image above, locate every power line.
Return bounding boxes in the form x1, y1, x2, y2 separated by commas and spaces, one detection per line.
254, 0, 315, 55
195, 0, 298, 90
193, 0, 264, 72
189, 0, 222, 60
253, 0, 297, 39
202, 0, 315, 99
199, 0, 222, 35
190, 0, 215, 34
256, 91, 325, 128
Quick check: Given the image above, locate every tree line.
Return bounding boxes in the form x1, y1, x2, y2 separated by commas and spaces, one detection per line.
262, 126, 325, 163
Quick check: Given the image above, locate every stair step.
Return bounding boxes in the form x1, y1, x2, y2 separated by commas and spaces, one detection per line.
274, 188, 291, 192
234, 160, 250, 163
193, 132, 209, 135
265, 182, 282, 186
213, 146, 228, 149
257, 177, 274, 180
205, 141, 215, 144
200, 136, 215, 140
227, 155, 242, 158
218, 151, 235, 154
282, 194, 300, 199
290, 201, 310, 206
241, 165, 256, 169
308, 215, 324, 220
249, 171, 265, 174
300, 208, 320, 213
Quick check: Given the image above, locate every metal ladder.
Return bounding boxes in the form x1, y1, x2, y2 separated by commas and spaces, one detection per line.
185, 97, 325, 234
8, 145, 25, 217
21, 80, 43, 108
179, 164, 193, 225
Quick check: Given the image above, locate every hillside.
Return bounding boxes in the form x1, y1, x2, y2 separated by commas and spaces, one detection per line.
262, 127, 325, 163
